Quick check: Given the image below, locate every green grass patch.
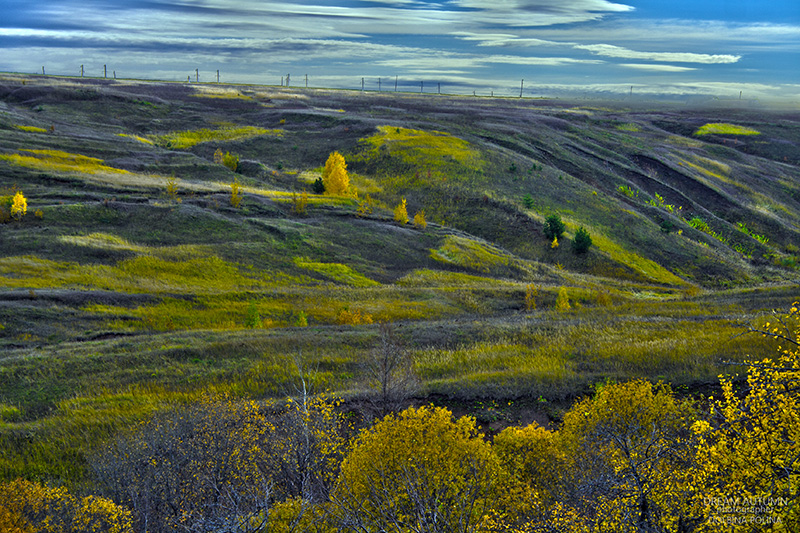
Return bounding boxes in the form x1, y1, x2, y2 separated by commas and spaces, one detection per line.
294, 258, 381, 287
149, 126, 282, 149
615, 123, 640, 132
589, 232, 687, 286
359, 126, 483, 171
694, 123, 760, 136
430, 235, 510, 274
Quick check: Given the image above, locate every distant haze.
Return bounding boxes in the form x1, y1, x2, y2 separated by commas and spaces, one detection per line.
1, 0, 799, 101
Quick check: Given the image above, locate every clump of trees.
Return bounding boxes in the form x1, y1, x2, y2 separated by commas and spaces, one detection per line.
6, 304, 798, 532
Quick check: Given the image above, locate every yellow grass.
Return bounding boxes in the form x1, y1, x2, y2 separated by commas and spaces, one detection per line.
694, 123, 760, 136
13, 124, 48, 133
0, 149, 129, 175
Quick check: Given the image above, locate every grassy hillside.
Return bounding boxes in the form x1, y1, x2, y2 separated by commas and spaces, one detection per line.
1, 74, 799, 484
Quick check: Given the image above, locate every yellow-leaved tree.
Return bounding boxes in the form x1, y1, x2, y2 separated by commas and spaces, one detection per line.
0, 478, 133, 533
322, 151, 350, 195
11, 191, 27, 221
393, 197, 408, 225
332, 405, 509, 533
691, 303, 800, 531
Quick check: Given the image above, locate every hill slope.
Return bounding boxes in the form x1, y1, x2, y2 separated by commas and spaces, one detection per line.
1, 74, 799, 482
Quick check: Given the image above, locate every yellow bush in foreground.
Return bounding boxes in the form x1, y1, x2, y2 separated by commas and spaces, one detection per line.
0, 479, 132, 533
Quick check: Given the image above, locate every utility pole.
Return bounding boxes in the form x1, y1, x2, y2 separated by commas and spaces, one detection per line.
42, 66, 45, 75
196, 69, 199, 82
81, 65, 84, 77
104, 64, 107, 78
281, 76, 284, 87
113, 71, 116, 79
395, 75, 398, 92
520, 79, 524, 97
630, 86, 633, 97
361, 77, 365, 91
217, 70, 220, 83
286, 73, 290, 86
305, 74, 308, 88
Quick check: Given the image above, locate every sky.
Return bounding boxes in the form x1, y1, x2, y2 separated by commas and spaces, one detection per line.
1, 0, 799, 100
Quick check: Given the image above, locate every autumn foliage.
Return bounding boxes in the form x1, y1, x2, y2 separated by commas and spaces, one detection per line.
322, 151, 350, 195
4, 304, 797, 532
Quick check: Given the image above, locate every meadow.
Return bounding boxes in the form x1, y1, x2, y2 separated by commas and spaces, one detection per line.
0, 74, 799, 492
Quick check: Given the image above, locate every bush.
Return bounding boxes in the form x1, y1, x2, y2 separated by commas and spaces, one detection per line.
393, 198, 408, 225
312, 177, 325, 194
213, 148, 239, 172
572, 226, 592, 254
543, 214, 565, 241
230, 178, 243, 208
412, 209, 427, 229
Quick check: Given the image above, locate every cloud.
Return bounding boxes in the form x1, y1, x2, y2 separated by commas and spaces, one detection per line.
619, 64, 697, 72
575, 44, 740, 64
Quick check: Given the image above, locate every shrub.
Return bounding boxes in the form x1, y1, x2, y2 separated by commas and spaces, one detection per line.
524, 283, 538, 311
0, 195, 12, 223
230, 178, 243, 208
356, 194, 374, 217
312, 177, 325, 194
572, 226, 592, 254
522, 193, 535, 209
555, 286, 570, 311
245, 301, 262, 328
292, 190, 309, 216
165, 177, 180, 203
337, 308, 373, 325
393, 198, 408, 225
214, 148, 239, 172
543, 213, 565, 241
322, 151, 349, 195
412, 209, 427, 229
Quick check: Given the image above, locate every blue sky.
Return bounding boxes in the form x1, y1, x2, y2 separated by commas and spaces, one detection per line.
1, 0, 798, 100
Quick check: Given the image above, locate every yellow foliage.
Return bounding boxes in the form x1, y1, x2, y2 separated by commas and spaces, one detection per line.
555, 286, 570, 311
0, 478, 133, 533
11, 191, 27, 221
334, 405, 508, 532
550, 236, 559, 249
691, 303, 800, 531
230, 178, 243, 208
292, 190, 309, 215
336, 308, 374, 325
393, 197, 408, 224
524, 283, 538, 311
322, 151, 350, 195
412, 209, 427, 229
214, 148, 239, 171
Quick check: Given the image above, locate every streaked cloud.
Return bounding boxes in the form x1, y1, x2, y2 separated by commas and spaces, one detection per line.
575, 44, 740, 64
0, 0, 797, 100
